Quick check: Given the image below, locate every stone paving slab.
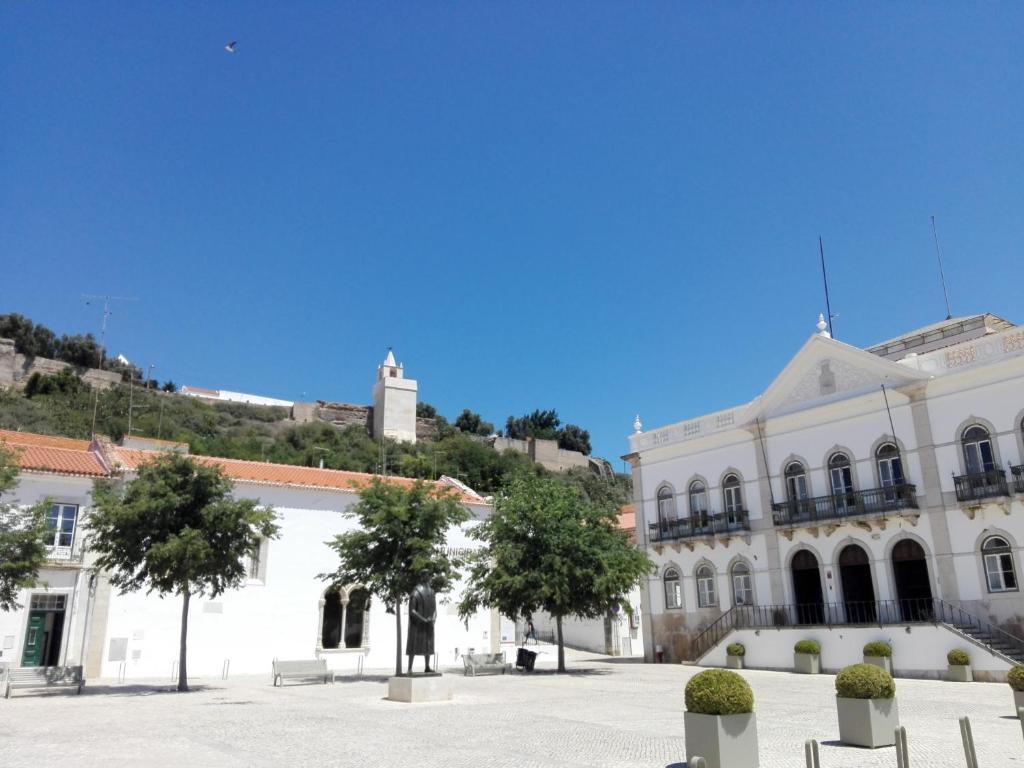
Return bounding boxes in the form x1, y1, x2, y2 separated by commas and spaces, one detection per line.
2, 657, 1022, 767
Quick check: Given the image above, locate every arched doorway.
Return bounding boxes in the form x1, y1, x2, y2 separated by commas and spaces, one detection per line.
792, 550, 824, 624
838, 544, 876, 623
892, 539, 933, 621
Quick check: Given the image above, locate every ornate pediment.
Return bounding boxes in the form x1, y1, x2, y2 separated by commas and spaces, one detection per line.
774, 357, 884, 412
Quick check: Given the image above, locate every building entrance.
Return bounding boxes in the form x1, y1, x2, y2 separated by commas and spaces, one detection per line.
21, 594, 67, 668
892, 539, 933, 621
838, 544, 876, 622
791, 550, 824, 624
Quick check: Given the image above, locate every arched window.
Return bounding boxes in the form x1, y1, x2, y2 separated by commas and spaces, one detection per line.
657, 486, 677, 525
696, 564, 717, 608
876, 442, 904, 487
962, 425, 995, 474
829, 453, 854, 495
344, 588, 369, 648
321, 587, 343, 649
722, 474, 743, 517
663, 568, 682, 609
321, 586, 370, 651
689, 481, 708, 516
785, 461, 809, 501
982, 536, 1018, 593
731, 562, 753, 606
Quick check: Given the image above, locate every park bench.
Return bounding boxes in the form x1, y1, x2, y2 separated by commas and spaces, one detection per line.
271, 658, 334, 687
461, 652, 510, 676
4, 665, 85, 699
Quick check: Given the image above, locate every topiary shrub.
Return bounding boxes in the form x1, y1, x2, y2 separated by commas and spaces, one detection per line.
862, 641, 892, 658
835, 663, 896, 699
947, 649, 970, 666
726, 643, 745, 657
794, 639, 821, 655
1008, 665, 1024, 692
685, 669, 754, 715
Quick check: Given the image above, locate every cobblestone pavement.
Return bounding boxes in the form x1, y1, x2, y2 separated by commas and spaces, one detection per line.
2, 652, 1022, 767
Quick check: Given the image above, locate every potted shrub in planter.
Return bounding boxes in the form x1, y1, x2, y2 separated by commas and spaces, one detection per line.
726, 643, 745, 670
947, 649, 972, 682
835, 663, 898, 748
1009, 665, 1024, 716
684, 669, 759, 768
794, 640, 820, 674
862, 641, 892, 675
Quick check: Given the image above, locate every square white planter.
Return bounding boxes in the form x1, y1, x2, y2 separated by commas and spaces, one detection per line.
684, 711, 759, 768
947, 664, 972, 682
794, 653, 820, 674
1014, 689, 1024, 717
726, 655, 744, 670
863, 655, 892, 675
836, 697, 899, 748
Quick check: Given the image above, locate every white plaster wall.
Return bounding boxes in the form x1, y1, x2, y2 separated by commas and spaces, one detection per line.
700, 625, 1013, 679
530, 586, 644, 656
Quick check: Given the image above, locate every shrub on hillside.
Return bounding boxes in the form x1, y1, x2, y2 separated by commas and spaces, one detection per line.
947, 649, 970, 666
862, 641, 892, 658
685, 669, 754, 715
1008, 666, 1024, 692
794, 639, 821, 655
726, 643, 745, 657
835, 663, 895, 700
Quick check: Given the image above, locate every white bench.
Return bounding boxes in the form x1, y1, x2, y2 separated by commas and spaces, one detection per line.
462, 652, 510, 676
272, 659, 334, 687
4, 665, 85, 698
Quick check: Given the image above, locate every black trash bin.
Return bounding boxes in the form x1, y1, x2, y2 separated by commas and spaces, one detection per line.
524, 650, 537, 671
515, 647, 538, 671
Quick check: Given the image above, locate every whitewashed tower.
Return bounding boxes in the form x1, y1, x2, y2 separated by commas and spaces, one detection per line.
372, 348, 418, 444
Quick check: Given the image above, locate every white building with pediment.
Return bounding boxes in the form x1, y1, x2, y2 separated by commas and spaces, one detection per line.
625, 313, 1024, 679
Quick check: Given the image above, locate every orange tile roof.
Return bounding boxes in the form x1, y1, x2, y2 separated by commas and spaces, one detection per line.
111, 448, 486, 503
0, 431, 108, 477
617, 505, 635, 532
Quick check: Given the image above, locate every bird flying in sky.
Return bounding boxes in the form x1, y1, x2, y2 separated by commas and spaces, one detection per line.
225, 41, 237, 54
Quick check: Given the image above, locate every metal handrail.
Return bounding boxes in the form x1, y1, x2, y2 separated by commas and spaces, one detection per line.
771, 484, 918, 526
648, 510, 750, 543
689, 597, 1024, 661
953, 469, 1009, 503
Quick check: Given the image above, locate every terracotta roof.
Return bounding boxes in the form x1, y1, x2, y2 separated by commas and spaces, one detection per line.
617, 505, 635, 532
0, 430, 108, 477
110, 448, 486, 504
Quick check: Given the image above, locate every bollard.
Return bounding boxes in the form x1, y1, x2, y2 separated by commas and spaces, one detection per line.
221, 658, 230, 680
1018, 708, 1024, 745
171, 660, 179, 682
895, 726, 909, 768
959, 717, 978, 768
117, 661, 126, 684
689, 758, 707, 768
804, 739, 820, 768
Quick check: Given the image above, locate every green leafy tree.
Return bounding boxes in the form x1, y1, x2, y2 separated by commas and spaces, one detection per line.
161, 380, 178, 393
55, 333, 103, 368
0, 447, 49, 611
89, 454, 278, 691
454, 409, 494, 436
459, 473, 652, 672
0, 313, 58, 359
505, 409, 561, 441
557, 424, 592, 455
321, 477, 469, 676
415, 402, 437, 419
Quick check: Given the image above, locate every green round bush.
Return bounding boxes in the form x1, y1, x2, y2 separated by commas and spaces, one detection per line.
794, 639, 821, 655
685, 669, 754, 715
835, 663, 896, 700
947, 649, 970, 666
862, 641, 892, 658
1008, 666, 1024, 692
726, 643, 745, 657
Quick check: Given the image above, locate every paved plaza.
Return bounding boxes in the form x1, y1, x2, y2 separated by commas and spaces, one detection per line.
2, 650, 1022, 767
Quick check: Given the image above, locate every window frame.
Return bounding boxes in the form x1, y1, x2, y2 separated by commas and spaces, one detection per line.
982, 536, 1018, 593
962, 425, 996, 474
656, 485, 677, 526
45, 503, 79, 549
785, 462, 809, 501
722, 474, 743, 515
731, 562, 753, 606
663, 567, 682, 610
696, 565, 717, 608
876, 442, 905, 488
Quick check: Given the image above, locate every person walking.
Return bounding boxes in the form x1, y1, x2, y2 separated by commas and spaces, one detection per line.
525, 619, 537, 645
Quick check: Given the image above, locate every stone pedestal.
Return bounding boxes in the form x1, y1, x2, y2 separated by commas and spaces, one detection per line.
387, 674, 452, 703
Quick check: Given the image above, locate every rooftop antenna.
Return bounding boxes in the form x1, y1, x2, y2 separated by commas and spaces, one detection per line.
82, 293, 139, 435
818, 236, 835, 339
930, 216, 953, 320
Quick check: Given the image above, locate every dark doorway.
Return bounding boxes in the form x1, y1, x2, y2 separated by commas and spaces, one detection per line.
839, 544, 877, 623
322, 588, 343, 649
892, 539, 933, 621
792, 550, 825, 624
21, 594, 67, 668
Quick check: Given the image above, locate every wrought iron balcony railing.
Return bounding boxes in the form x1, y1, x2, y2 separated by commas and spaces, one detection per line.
648, 510, 750, 543
953, 469, 1009, 503
1012, 465, 1024, 495
771, 484, 918, 526
45, 541, 85, 564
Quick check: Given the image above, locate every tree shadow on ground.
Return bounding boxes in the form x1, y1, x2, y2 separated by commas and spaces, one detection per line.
513, 668, 612, 677
81, 684, 218, 697
591, 656, 645, 665
335, 674, 391, 684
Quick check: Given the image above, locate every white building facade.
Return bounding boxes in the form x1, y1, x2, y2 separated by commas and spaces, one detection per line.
626, 314, 1024, 678
0, 431, 499, 680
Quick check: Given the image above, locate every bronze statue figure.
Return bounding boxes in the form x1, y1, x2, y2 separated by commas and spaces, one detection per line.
406, 570, 436, 673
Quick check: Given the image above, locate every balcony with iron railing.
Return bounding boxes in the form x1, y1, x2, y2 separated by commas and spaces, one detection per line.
953, 469, 1009, 503
648, 510, 750, 544
44, 538, 86, 565
771, 484, 918, 527
1011, 465, 1024, 495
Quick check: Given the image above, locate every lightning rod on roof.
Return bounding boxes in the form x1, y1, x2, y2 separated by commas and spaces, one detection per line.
930, 216, 953, 320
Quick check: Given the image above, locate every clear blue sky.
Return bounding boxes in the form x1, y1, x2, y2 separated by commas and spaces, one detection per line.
2, 4, 1022, 465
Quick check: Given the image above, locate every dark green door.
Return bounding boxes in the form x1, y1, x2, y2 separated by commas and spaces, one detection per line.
21, 612, 45, 667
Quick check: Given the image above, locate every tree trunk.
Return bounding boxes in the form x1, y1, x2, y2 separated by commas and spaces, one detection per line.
178, 589, 190, 692
556, 614, 565, 673
394, 604, 403, 677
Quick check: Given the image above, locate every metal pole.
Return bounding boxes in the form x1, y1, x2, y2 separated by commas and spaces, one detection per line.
895, 725, 909, 768
819, 236, 835, 339
804, 739, 820, 768
959, 716, 978, 768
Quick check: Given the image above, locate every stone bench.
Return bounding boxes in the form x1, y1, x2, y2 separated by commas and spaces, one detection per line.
4, 665, 84, 699
272, 658, 334, 687
462, 652, 510, 676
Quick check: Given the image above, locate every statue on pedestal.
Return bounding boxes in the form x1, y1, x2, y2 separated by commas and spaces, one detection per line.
406, 570, 436, 674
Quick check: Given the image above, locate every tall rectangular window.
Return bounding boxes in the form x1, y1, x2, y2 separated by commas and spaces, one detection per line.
45, 504, 78, 548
